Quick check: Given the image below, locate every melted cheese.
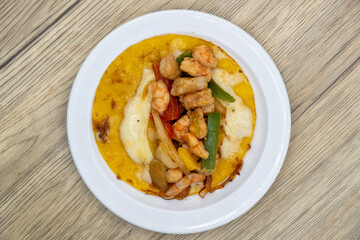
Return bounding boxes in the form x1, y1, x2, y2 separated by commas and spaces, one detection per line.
136, 165, 152, 184
172, 49, 183, 59
120, 69, 154, 165
211, 68, 253, 159
212, 45, 228, 60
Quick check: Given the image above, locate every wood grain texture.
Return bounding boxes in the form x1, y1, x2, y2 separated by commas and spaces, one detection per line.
1, 0, 359, 239
0, 0, 80, 68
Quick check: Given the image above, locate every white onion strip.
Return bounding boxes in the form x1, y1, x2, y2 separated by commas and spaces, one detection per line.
152, 110, 189, 175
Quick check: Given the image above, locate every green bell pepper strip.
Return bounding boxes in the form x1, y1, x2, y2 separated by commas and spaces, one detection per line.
202, 112, 221, 173
208, 80, 236, 102
176, 50, 192, 65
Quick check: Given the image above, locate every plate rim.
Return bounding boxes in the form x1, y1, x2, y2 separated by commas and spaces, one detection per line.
67, 9, 291, 234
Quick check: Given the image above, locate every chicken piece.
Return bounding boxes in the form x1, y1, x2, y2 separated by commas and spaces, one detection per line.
186, 133, 209, 159
170, 76, 208, 96
189, 108, 207, 139
172, 115, 190, 143
179, 89, 215, 110
201, 103, 215, 115
149, 80, 170, 113
180, 57, 211, 77
160, 54, 182, 79
192, 45, 217, 68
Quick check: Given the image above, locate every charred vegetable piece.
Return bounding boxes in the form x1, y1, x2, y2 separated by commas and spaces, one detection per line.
202, 112, 221, 173
208, 80, 235, 102
149, 159, 168, 192
176, 50, 192, 65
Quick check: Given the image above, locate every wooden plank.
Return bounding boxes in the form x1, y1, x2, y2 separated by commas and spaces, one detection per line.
0, 0, 359, 239
0, 0, 80, 68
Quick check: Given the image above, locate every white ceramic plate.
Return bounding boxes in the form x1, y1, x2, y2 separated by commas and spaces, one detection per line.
67, 10, 291, 234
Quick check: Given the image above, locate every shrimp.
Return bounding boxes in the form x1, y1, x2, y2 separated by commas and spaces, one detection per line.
160, 54, 182, 80
192, 45, 217, 68
187, 132, 209, 159
172, 115, 190, 142
149, 80, 170, 113
188, 172, 206, 183
170, 76, 208, 96
189, 108, 207, 139
180, 57, 211, 77
163, 175, 192, 199
179, 88, 215, 110
163, 173, 205, 199
166, 168, 183, 183
182, 143, 200, 161
174, 115, 208, 157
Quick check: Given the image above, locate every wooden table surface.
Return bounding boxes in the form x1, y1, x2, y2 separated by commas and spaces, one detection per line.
1, 0, 359, 239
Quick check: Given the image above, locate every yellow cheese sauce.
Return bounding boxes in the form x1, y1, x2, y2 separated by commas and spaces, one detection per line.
92, 34, 256, 195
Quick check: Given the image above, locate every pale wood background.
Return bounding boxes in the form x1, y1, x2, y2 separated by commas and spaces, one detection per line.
1, 0, 359, 239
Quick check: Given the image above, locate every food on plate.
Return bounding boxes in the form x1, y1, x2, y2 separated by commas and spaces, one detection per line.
92, 34, 256, 199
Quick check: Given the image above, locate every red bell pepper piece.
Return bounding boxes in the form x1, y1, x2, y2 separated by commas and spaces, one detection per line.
149, 113, 175, 139
161, 116, 175, 140
153, 62, 173, 88
162, 96, 180, 121
153, 62, 163, 81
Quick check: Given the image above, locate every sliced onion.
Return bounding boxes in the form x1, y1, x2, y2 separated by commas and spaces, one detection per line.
152, 110, 189, 175
156, 143, 178, 169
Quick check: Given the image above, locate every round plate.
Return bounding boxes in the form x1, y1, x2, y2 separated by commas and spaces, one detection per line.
67, 10, 291, 234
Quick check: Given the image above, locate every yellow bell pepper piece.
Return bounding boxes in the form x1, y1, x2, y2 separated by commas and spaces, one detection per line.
234, 81, 253, 108
178, 147, 198, 171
